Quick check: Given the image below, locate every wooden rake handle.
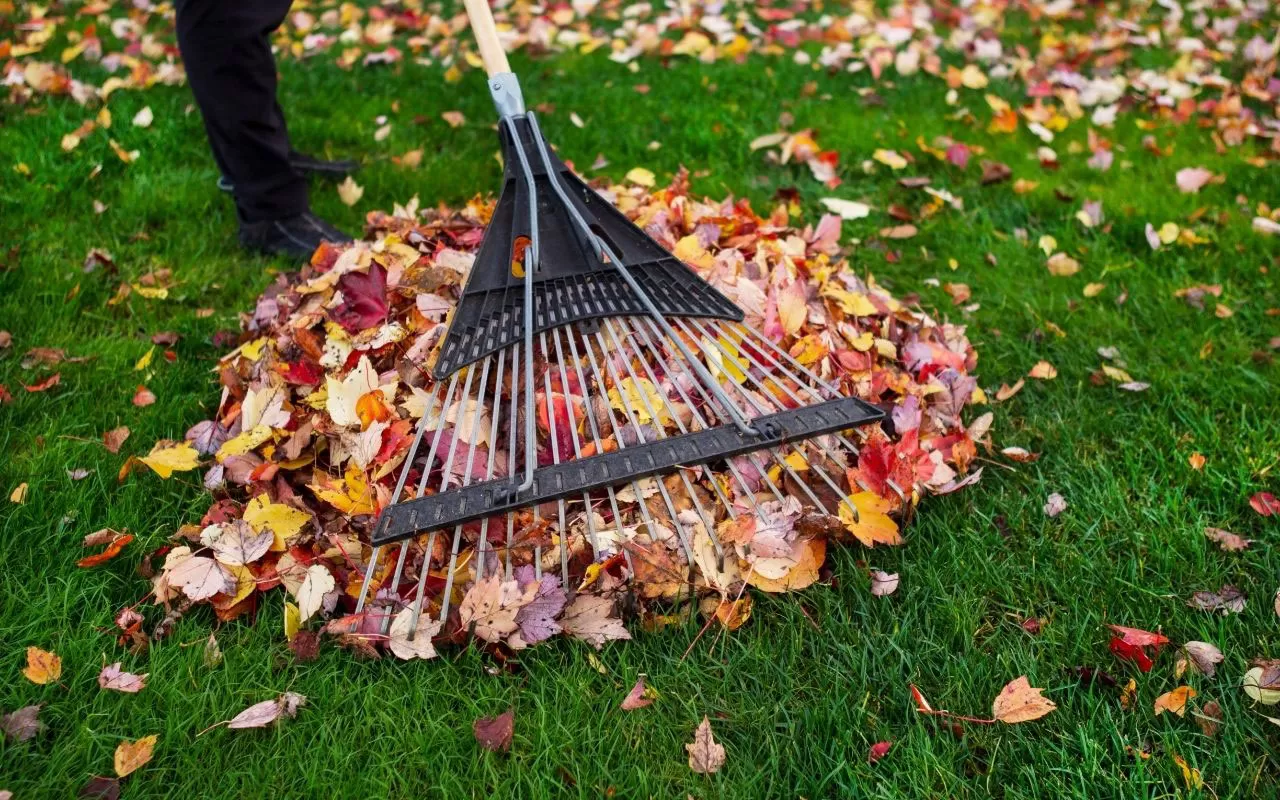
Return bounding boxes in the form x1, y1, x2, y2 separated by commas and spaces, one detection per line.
462, 0, 511, 76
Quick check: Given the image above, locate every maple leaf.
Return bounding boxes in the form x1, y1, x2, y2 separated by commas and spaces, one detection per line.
242, 495, 311, 551
991, 676, 1056, 724
868, 741, 892, 763
167, 555, 235, 601
837, 492, 902, 547
458, 574, 524, 643
296, 563, 335, 622
387, 608, 442, 660
510, 567, 567, 649
686, 716, 726, 774
203, 520, 273, 566
336, 176, 363, 206
473, 709, 514, 753
98, 663, 148, 693
333, 263, 389, 333
102, 426, 130, 453
139, 440, 200, 479
113, 734, 157, 777
22, 646, 61, 685
560, 594, 630, 649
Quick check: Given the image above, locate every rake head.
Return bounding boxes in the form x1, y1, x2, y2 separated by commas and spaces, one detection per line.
353, 72, 886, 640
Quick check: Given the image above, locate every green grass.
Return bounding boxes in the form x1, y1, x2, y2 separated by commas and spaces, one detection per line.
3, 21, 1280, 800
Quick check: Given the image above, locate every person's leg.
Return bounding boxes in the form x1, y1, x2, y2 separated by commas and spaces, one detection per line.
175, 0, 308, 223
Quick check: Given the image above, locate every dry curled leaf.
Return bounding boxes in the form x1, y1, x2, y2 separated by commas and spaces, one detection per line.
98, 663, 148, 693
226, 692, 306, 730
686, 716, 726, 774
621, 676, 656, 711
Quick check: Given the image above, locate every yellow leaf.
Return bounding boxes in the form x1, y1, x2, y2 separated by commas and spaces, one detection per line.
777, 283, 807, 336
244, 495, 310, 551
134, 346, 154, 371
215, 424, 273, 463
747, 537, 826, 593
1158, 222, 1180, 244
1037, 235, 1057, 256
23, 646, 62, 684
1046, 252, 1080, 276
1172, 754, 1202, 790
625, 167, 655, 187
10, 482, 28, 504
1101, 365, 1133, 383
285, 601, 301, 642
824, 287, 877, 317
139, 441, 200, 479
1083, 282, 1106, 297
873, 149, 908, 170
702, 335, 747, 384
114, 734, 158, 778
238, 337, 270, 362
130, 284, 168, 300
309, 463, 378, 516
789, 334, 828, 366
216, 564, 256, 608
607, 377, 671, 426
837, 492, 902, 547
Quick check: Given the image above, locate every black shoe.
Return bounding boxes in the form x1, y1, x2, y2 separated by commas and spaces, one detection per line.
239, 212, 354, 259
218, 151, 358, 193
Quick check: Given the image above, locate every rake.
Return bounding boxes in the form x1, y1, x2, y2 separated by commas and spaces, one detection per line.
352, 0, 886, 642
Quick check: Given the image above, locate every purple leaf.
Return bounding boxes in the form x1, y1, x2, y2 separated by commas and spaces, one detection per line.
513, 565, 566, 646
333, 263, 389, 333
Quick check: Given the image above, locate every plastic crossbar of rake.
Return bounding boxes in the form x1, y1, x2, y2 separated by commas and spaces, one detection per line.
370, 395, 884, 546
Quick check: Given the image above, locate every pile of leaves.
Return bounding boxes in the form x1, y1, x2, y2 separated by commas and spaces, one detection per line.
126, 171, 989, 659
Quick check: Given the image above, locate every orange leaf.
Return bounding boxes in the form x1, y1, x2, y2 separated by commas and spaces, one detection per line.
991, 676, 1056, 723
355, 389, 393, 429
113, 734, 158, 777
746, 538, 825, 593
1154, 685, 1196, 717
77, 533, 134, 568
23, 646, 62, 684
837, 492, 902, 547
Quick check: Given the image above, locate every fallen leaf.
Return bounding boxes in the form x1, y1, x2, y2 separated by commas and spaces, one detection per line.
1243, 666, 1280, 705
441, 110, 466, 128
1046, 252, 1080, 277
838, 492, 902, 546
560, 594, 630, 649
621, 676, 656, 710
103, 427, 130, 453
686, 716, 726, 774
1155, 686, 1197, 717
131, 107, 153, 128
113, 734, 157, 777
1, 704, 44, 743
1028, 361, 1057, 380
473, 709, 514, 753
78, 532, 134, 568
296, 563, 335, 622
132, 385, 156, 407
1175, 167, 1214, 194
1179, 642, 1224, 678
337, 176, 364, 206
98, 663, 147, 693
387, 608, 442, 660
22, 647, 61, 684
991, 676, 1057, 723
1194, 700, 1223, 737
168, 555, 234, 601
868, 740, 892, 763
1043, 493, 1067, 517
226, 692, 306, 729
79, 777, 120, 800
869, 570, 899, 596
10, 483, 28, 504
819, 198, 871, 220
139, 441, 200, 478
625, 167, 655, 187
1249, 492, 1279, 516
1172, 754, 1202, 790
1204, 526, 1251, 551
1188, 452, 1206, 471
24, 373, 60, 393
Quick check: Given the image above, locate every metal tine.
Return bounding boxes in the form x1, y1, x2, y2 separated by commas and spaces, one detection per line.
355, 371, 459, 635
704, 319, 883, 499
505, 333, 519, 577
562, 328, 633, 570
623, 317, 774, 516
551, 327, 604, 557
599, 321, 710, 568
352, 375, 442, 633
382, 364, 477, 636
476, 347, 508, 583
635, 317, 790, 508
729, 321, 902, 503
435, 353, 493, 626
679, 319, 852, 518
582, 329, 681, 546
538, 331, 571, 587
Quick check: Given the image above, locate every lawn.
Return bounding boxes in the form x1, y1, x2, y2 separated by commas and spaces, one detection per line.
2, 1, 1280, 797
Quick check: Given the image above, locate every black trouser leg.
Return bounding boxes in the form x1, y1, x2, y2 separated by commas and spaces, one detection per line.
175, 0, 308, 223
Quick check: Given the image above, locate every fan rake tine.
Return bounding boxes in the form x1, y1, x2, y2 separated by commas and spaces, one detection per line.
539, 332, 572, 588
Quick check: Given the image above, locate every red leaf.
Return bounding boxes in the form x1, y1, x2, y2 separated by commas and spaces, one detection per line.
1109, 637, 1154, 672
132, 385, 155, 407
281, 359, 324, 386
1107, 624, 1169, 648
332, 263, 389, 333
868, 741, 893, 763
24, 373, 61, 392
473, 708, 514, 753
1250, 492, 1279, 517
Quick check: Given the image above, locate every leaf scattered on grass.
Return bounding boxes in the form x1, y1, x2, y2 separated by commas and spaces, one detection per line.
473, 709, 514, 753
686, 716, 726, 774
113, 734, 157, 777
22, 647, 61, 684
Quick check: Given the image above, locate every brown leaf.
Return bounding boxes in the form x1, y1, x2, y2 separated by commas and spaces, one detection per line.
113, 734, 157, 777
79, 776, 121, 800
473, 709, 514, 753
102, 426, 131, 453
1179, 641, 1224, 678
226, 692, 306, 729
1194, 700, 1222, 737
980, 160, 1012, 184
686, 716, 726, 774
24, 373, 61, 393
2, 704, 44, 742
1154, 686, 1196, 717
22, 646, 61, 684
1203, 526, 1252, 552
560, 594, 630, 649
991, 676, 1056, 723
